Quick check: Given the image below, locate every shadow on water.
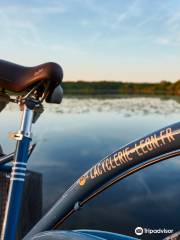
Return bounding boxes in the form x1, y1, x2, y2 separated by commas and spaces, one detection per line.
0, 95, 180, 240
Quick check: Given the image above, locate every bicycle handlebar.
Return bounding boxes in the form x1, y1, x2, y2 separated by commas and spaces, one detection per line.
24, 122, 180, 240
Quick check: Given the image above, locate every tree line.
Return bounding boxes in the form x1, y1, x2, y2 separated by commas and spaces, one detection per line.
62, 80, 180, 95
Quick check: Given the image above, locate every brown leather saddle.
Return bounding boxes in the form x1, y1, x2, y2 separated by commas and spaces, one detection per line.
0, 59, 63, 103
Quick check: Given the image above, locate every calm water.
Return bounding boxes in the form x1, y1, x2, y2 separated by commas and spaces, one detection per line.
0, 96, 180, 240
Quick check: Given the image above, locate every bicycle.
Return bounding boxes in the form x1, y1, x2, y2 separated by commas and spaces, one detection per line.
0, 59, 179, 240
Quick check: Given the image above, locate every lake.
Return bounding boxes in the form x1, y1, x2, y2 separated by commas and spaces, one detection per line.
0, 96, 180, 240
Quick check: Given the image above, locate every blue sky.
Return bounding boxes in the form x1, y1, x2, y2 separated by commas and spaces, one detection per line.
0, 0, 180, 82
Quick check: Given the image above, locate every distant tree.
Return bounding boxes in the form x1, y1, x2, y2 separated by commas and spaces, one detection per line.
62, 80, 180, 96
169, 80, 180, 95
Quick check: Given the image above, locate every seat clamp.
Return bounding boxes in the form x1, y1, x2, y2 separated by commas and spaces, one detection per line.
8, 131, 32, 141
8, 132, 23, 141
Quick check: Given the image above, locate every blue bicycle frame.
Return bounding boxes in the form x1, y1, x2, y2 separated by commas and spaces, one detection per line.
1, 103, 34, 240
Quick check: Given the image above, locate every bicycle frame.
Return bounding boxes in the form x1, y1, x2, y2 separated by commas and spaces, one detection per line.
1, 102, 34, 240
23, 121, 180, 239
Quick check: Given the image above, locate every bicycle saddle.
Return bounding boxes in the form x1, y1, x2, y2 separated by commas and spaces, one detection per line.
0, 59, 63, 103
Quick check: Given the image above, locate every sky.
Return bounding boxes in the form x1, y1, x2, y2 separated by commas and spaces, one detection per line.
0, 0, 180, 82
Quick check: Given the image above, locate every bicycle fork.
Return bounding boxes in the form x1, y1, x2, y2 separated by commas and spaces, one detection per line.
1, 101, 34, 240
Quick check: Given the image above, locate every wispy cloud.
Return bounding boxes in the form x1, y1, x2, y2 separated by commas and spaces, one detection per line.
156, 37, 170, 45
0, 2, 67, 15
0, 1, 68, 50
152, 1, 180, 46
155, 36, 180, 47
0, 10, 42, 49
78, 0, 143, 30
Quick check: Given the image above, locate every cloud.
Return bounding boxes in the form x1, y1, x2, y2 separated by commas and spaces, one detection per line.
155, 1, 180, 44
77, 0, 143, 30
81, 19, 91, 27
0, 9, 42, 49
0, 1, 68, 51
156, 37, 170, 45
0, 2, 67, 16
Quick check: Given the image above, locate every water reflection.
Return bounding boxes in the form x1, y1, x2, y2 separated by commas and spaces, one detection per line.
0, 96, 180, 240
56, 97, 180, 115
4, 96, 180, 115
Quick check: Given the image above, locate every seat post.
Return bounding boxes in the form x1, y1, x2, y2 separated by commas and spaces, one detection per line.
1, 99, 35, 240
